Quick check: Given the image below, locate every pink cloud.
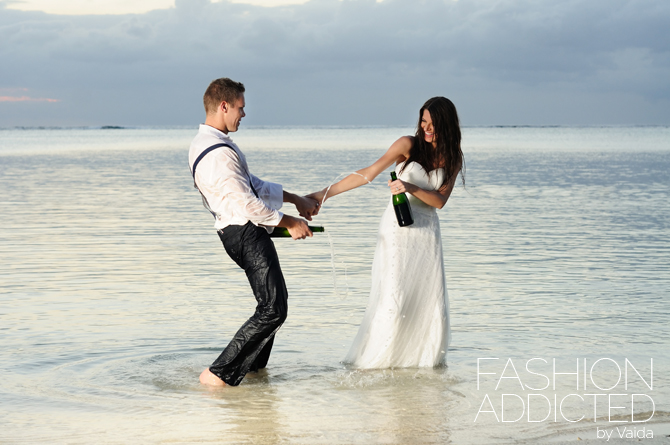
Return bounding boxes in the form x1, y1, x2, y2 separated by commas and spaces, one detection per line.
0, 96, 60, 103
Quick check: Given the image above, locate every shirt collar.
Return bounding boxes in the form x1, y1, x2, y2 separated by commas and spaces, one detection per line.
199, 124, 234, 143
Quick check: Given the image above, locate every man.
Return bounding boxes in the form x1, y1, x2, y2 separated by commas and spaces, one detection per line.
189, 77, 319, 387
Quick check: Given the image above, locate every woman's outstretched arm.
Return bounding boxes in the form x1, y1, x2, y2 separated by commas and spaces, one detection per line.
308, 136, 412, 204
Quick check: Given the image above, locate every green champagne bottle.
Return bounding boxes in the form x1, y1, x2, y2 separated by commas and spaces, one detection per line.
390, 171, 414, 227
269, 225, 325, 238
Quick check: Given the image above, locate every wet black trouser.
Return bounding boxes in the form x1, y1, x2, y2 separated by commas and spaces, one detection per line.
209, 221, 288, 386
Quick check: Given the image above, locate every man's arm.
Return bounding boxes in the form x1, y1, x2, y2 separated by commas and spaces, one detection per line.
204, 150, 314, 239
198, 149, 283, 226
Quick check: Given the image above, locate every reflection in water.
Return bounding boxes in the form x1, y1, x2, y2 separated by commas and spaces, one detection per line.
0, 127, 669, 443
337, 368, 454, 444
206, 373, 284, 443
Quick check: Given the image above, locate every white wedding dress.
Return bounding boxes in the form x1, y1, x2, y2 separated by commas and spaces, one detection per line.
344, 161, 451, 369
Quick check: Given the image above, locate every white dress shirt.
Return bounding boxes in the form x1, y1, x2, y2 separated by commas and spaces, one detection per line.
188, 124, 283, 231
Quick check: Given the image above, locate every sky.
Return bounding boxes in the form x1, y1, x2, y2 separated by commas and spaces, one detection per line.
1, 0, 669, 127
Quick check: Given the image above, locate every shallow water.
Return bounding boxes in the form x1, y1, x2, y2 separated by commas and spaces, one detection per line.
1, 126, 669, 443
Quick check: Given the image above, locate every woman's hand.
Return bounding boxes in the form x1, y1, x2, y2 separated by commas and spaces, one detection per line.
388, 169, 460, 209
388, 179, 416, 195
306, 189, 327, 205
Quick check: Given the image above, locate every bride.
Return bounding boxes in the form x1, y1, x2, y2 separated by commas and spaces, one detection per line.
309, 97, 464, 368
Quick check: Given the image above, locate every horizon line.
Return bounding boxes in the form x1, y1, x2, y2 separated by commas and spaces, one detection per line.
2, 124, 669, 131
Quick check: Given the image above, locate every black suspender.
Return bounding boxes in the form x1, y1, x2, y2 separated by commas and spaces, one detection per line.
191, 142, 259, 197
191, 143, 230, 183
191, 142, 259, 218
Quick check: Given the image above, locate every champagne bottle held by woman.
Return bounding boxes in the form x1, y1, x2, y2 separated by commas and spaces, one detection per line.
390, 171, 414, 227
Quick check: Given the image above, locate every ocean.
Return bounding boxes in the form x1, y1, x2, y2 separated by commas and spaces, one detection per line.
1, 126, 669, 443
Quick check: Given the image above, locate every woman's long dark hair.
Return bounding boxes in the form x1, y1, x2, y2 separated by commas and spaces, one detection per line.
399, 97, 465, 189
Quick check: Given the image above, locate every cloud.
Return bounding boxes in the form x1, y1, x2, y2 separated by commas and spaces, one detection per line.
0, 87, 59, 102
4, 0, 175, 15
3, 0, 309, 15
0, 0, 669, 126
0, 95, 59, 102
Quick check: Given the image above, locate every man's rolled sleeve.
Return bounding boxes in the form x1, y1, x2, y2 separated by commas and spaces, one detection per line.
214, 152, 283, 226
250, 174, 283, 211
223, 187, 283, 226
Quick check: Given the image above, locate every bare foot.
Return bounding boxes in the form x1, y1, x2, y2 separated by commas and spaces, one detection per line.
199, 368, 226, 386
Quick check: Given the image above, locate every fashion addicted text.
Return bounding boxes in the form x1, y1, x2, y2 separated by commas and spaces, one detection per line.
474, 358, 655, 424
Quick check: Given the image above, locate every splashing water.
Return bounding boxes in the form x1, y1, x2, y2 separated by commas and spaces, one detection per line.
325, 231, 346, 298
319, 172, 374, 299
319, 172, 372, 206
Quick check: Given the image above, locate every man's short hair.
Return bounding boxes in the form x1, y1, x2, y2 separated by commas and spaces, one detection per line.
203, 78, 245, 114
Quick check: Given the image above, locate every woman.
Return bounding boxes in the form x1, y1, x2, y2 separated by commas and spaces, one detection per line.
309, 97, 464, 369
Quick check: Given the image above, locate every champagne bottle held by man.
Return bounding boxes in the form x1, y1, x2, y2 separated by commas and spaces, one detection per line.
270, 225, 325, 238
390, 171, 414, 227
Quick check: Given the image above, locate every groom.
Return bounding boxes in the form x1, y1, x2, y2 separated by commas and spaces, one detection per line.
189, 77, 319, 386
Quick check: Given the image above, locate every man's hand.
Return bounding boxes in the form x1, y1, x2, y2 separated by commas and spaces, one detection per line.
283, 190, 320, 221
278, 215, 313, 240
295, 196, 320, 221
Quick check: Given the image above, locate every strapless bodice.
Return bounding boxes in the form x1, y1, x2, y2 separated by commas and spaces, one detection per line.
395, 161, 444, 209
